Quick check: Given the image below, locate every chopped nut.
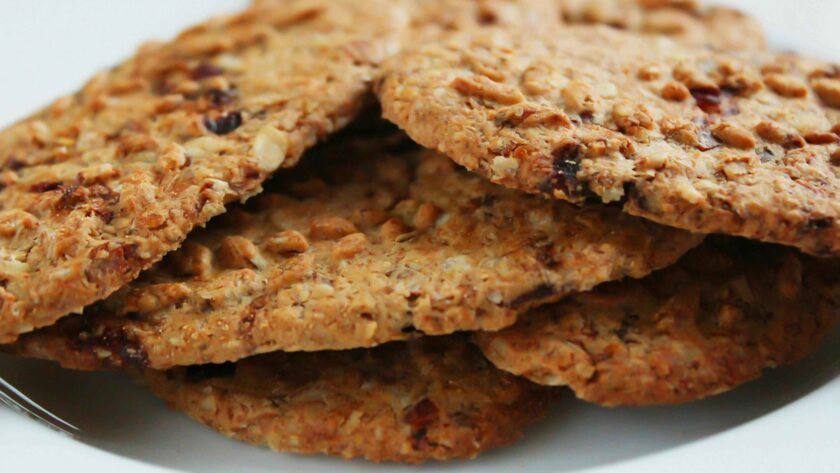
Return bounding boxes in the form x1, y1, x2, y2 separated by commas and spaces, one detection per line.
310, 217, 358, 240
491, 156, 519, 179
713, 123, 756, 149
561, 80, 595, 115
812, 78, 840, 108
612, 101, 655, 137
380, 218, 412, 241
332, 233, 368, 260
124, 283, 191, 314
755, 121, 806, 148
452, 75, 524, 105
265, 230, 309, 254
184, 135, 231, 160
672, 64, 718, 91
253, 125, 288, 172
803, 131, 839, 145
637, 65, 662, 81
217, 236, 261, 269
764, 73, 809, 98
661, 81, 691, 101
170, 242, 213, 278
520, 62, 555, 96
414, 202, 442, 231
465, 54, 506, 82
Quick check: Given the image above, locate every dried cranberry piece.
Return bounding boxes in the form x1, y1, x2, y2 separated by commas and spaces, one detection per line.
204, 111, 243, 135
550, 142, 583, 196
690, 87, 723, 114
191, 62, 224, 80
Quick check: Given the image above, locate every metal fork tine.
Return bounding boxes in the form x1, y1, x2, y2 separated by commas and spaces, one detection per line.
0, 377, 80, 437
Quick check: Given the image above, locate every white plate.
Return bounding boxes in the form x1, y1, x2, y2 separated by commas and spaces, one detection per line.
1, 1, 839, 471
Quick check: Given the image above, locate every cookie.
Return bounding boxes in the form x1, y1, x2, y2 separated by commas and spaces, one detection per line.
3, 124, 700, 370
560, 0, 764, 49
143, 336, 554, 463
377, 26, 840, 256
0, 0, 410, 343
475, 238, 840, 406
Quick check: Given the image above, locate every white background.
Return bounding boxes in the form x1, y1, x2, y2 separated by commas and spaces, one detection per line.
1, 1, 840, 472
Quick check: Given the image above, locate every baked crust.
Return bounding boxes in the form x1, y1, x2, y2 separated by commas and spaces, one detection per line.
0, 0, 410, 343
476, 238, 840, 406
378, 26, 840, 255
4, 125, 700, 369
560, 0, 764, 49
143, 336, 555, 463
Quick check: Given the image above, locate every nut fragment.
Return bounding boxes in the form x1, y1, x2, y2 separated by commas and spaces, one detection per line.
661, 81, 691, 101
414, 202, 442, 231
755, 121, 806, 148
332, 233, 368, 260
672, 64, 718, 91
253, 125, 289, 171
612, 101, 655, 137
803, 131, 839, 145
310, 217, 358, 240
452, 75, 524, 105
561, 80, 595, 115
764, 74, 809, 98
813, 78, 840, 108
712, 123, 756, 149
170, 242, 213, 278
380, 218, 412, 241
265, 230, 309, 254
217, 236, 261, 269
124, 283, 192, 314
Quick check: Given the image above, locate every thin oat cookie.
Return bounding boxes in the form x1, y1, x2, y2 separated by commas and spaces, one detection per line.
143, 336, 555, 463
378, 27, 840, 256
475, 238, 840, 406
560, 0, 764, 49
4, 126, 700, 370
0, 0, 410, 343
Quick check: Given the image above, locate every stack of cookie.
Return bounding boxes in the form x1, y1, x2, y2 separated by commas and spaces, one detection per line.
1, 0, 839, 464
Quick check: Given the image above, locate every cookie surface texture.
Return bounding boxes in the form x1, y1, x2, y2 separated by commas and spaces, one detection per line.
0, 0, 409, 343
378, 27, 840, 255
475, 238, 840, 406
4, 126, 700, 370
560, 0, 764, 49
143, 336, 554, 463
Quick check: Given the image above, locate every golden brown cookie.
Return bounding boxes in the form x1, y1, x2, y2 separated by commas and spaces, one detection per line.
4, 124, 700, 370
560, 0, 764, 49
475, 238, 840, 406
377, 26, 840, 256
0, 0, 410, 343
143, 336, 555, 463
